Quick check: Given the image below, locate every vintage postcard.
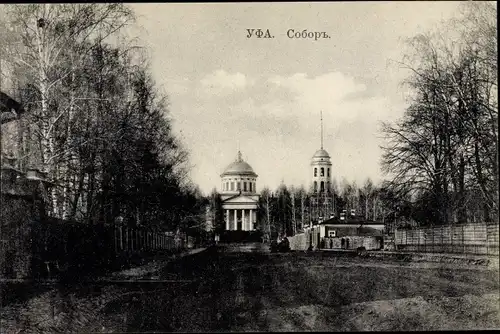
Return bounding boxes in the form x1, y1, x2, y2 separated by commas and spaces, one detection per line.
1, 2, 498, 332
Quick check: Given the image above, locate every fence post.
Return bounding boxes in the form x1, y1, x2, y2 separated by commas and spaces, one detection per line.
486, 224, 489, 255
451, 225, 454, 254
131, 229, 134, 252
136, 229, 138, 252
119, 226, 123, 251
136, 230, 140, 252
417, 229, 420, 252
140, 230, 143, 251
127, 228, 130, 251
133, 229, 136, 252
403, 230, 407, 251
424, 228, 426, 253
114, 226, 117, 254
440, 226, 442, 253
462, 225, 465, 254
131, 228, 134, 252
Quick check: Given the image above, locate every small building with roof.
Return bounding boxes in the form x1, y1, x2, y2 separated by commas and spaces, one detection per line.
220, 151, 259, 231
317, 216, 385, 239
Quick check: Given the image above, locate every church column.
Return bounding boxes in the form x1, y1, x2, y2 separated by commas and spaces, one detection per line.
226, 209, 230, 230
249, 209, 253, 230
246, 209, 250, 231
246, 209, 249, 231
242, 209, 246, 231
248, 209, 252, 231
234, 209, 237, 230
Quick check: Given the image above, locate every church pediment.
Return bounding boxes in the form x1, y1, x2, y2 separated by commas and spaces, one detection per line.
222, 194, 259, 204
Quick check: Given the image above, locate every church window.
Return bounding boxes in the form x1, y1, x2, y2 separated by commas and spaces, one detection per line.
320, 181, 325, 192
314, 168, 317, 177
314, 181, 318, 192
327, 168, 330, 177
321, 168, 324, 177
243, 182, 247, 191
237, 182, 241, 191
231, 182, 234, 191
249, 182, 252, 192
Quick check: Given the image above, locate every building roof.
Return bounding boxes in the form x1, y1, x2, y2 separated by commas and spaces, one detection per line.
320, 217, 385, 225
312, 149, 330, 159
221, 151, 257, 177
1, 91, 25, 124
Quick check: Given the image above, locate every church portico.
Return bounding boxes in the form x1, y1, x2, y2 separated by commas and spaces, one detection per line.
225, 208, 257, 231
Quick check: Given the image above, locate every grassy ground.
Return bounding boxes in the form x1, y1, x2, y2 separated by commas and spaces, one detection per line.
1, 247, 499, 332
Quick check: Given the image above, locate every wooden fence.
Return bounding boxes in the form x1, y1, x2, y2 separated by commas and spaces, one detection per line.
395, 222, 499, 256
1, 166, 190, 279
113, 226, 183, 253
28, 220, 186, 278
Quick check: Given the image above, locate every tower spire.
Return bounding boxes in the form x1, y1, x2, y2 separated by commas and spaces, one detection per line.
236, 141, 242, 162
320, 111, 324, 149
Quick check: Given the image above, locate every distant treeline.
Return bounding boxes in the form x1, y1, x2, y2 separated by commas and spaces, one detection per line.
208, 178, 411, 238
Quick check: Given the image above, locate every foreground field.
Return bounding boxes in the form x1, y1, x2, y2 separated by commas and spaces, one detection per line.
2, 246, 499, 332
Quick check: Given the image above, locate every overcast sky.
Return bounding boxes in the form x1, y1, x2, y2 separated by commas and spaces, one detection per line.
128, 2, 463, 195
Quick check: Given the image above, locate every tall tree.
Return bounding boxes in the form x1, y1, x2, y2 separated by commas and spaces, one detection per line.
2, 4, 134, 217
381, 2, 497, 225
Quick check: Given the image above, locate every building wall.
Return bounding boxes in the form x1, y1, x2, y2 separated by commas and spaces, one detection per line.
221, 176, 257, 194
0, 167, 46, 278
321, 225, 384, 238
311, 162, 332, 193
0, 194, 35, 278
288, 227, 322, 250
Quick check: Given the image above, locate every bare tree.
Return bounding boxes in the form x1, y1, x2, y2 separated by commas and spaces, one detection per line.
2, 4, 134, 217
382, 2, 497, 225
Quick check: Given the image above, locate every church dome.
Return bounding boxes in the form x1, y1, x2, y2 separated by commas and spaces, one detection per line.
312, 149, 330, 159
221, 151, 258, 177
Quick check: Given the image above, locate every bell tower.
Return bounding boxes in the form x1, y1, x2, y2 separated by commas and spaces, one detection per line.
311, 111, 332, 194
309, 111, 334, 224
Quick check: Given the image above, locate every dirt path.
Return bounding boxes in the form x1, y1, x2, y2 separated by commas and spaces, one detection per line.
2, 247, 499, 332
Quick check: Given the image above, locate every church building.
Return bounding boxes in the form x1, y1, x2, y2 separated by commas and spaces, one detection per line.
220, 151, 259, 231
